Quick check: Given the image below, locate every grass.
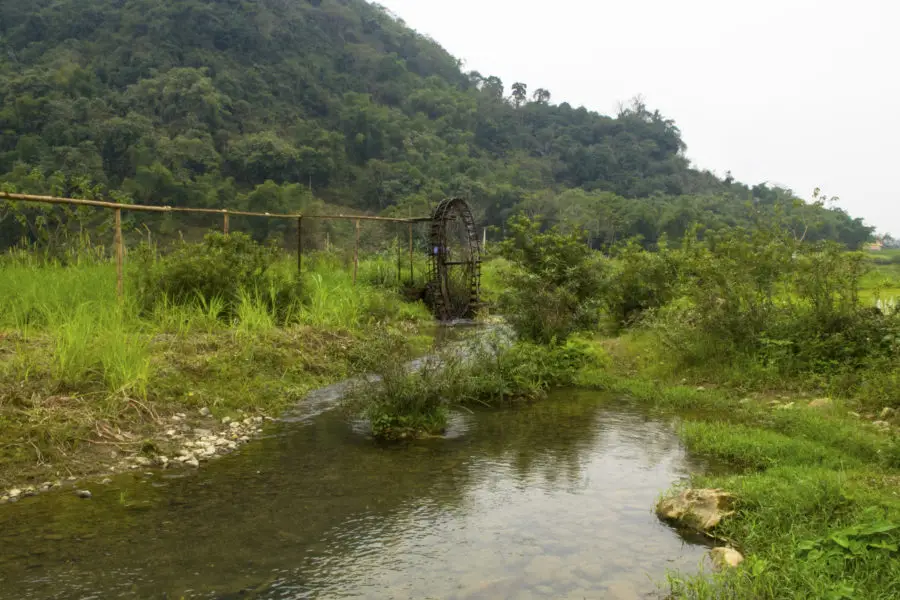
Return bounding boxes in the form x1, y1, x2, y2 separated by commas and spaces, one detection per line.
0, 249, 433, 486
860, 250, 900, 306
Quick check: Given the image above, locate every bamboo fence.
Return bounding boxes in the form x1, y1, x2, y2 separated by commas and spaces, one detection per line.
0, 192, 432, 298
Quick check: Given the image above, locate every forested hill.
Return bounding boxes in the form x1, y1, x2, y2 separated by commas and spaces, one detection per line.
0, 0, 873, 246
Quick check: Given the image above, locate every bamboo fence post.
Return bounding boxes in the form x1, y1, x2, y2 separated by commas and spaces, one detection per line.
353, 219, 360, 285
396, 235, 402, 285
297, 217, 303, 273
408, 222, 414, 283
114, 208, 124, 300
223, 211, 230, 234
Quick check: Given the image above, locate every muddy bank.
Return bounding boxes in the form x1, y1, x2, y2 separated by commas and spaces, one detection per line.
0, 324, 436, 495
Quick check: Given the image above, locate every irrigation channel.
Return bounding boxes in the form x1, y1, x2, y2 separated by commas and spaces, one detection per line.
0, 327, 714, 600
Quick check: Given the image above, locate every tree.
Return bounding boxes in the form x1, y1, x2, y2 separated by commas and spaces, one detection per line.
532, 88, 551, 104
0, 0, 874, 249
511, 82, 528, 108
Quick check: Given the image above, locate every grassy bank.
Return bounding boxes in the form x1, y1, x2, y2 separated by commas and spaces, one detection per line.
0, 241, 433, 488
574, 336, 900, 600
475, 222, 900, 598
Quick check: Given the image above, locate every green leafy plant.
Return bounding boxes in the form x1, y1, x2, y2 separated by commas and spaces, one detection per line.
497, 215, 607, 343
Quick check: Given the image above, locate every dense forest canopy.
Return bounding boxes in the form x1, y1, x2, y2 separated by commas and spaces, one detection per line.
0, 0, 873, 247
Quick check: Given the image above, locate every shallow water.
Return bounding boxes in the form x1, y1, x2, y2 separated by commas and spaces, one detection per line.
0, 390, 709, 600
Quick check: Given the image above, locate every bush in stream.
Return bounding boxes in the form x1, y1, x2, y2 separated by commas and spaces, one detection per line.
497, 216, 607, 343
345, 333, 596, 440
462, 337, 599, 403
342, 331, 450, 439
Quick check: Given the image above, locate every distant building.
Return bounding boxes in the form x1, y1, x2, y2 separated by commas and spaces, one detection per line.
867, 239, 884, 252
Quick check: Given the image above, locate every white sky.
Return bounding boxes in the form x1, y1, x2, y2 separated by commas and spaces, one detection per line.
378, 0, 900, 236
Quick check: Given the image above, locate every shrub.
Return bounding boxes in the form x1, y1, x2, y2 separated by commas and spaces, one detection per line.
603, 238, 680, 328
343, 330, 450, 439
344, 332, 596, 440
497, 216, 607, 343
649, 226, 900, 380
131, 232, 299, 318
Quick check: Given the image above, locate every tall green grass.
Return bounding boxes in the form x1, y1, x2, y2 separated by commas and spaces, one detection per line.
0, 248, 431, 400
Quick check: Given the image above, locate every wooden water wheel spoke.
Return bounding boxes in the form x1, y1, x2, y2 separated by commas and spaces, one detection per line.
429, 198, 481, 321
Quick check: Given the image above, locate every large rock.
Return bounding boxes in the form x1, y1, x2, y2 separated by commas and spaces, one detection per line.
808, 398, 832, 409
709, 547, 744, 570
656, 488, 735, 532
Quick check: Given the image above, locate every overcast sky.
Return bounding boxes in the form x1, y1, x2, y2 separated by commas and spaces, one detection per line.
378, 0, 899, 236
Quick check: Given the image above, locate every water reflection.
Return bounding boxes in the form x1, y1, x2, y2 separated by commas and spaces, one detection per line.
0, 390, 707, 599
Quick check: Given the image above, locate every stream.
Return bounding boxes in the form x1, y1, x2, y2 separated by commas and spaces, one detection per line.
0, 381, 710, 599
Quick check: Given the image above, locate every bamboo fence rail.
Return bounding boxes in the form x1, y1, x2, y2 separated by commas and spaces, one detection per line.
0, 191, 429, 299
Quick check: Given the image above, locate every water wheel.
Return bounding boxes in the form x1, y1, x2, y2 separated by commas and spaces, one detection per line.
428, 198, 481, 321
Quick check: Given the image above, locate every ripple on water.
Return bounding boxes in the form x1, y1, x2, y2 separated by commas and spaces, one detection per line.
0, 389, 710, 600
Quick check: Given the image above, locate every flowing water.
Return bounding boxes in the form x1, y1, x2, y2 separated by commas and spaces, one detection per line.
0, 390, 710, 600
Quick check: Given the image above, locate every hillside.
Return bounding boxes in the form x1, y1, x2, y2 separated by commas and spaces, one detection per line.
0, 0, 872, 247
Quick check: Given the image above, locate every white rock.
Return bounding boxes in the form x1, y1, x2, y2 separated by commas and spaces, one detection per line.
227, 441, 238, 450
657, 488, 735, 532
8, 488, 22, 498
710, 547, 744, 569
165, 429, 177, 436
230, 422, 241, 430
193, 428, 212, 436
880, 407, 896, 419
75, 489, 92, 499
185, 458, 200, 468
873, 420, 891, 429
100, 478, 112, 484
134, 456, 152, 467
222, 417, 232, 425
156, 456, 170, 467
199, 407, 211, 417
171, 415, 183, 422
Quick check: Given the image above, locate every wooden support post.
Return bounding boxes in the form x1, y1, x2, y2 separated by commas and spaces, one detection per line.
297, 217, 303, 273
353, 219, 360, 285
408, 222, 414, 283
114, 208, 124, 300
223, 212, 230, 234
396, 235, 402, 285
